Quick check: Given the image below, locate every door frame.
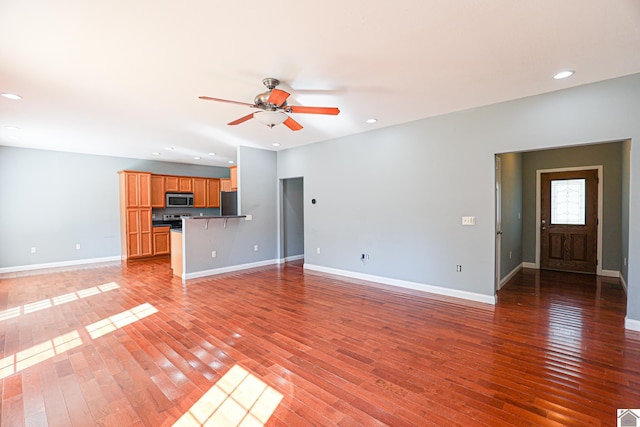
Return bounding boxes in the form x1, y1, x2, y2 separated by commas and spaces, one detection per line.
534, 165, 603, 275
495, 156, 502, 291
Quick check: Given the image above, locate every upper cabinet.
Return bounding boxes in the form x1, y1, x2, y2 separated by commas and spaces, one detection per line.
206, 179, 221, 207
220, 179, 232, 192
179, 177, 193, 192
230, 166, 238, 191
151, 175, 165, 208
165, 176, 179, 192
121, 171, 151, 207
193, 178, 207, 208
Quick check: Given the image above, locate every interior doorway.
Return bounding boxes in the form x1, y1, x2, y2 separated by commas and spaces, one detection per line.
281, 177, 305, 262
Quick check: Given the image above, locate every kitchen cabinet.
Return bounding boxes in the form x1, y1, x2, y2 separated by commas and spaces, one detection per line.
230, 166, 238, 190
165, 176, 179, 192
125, 207, 153, 258
151, 175, 165, 208
153, 226, 171, 255
119, 171, 153, 259
220, 179, 232, 192
179, 177, 193, 192
193, 178, 207, 208
122, 171, 151, 207
206, 178, 220, 207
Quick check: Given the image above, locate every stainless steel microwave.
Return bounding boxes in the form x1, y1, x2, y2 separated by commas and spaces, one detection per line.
166, 193, 194, 208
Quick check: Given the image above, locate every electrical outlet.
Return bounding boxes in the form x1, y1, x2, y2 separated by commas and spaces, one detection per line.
200, 212, 204, 216
316, 247, 321, 254
245, 215, 252, 221
254, 244, 259, 252
76, 243, 81, 250
361, 253, 370, 260
456, 265, 462, 272
211, 251, 217, 258
31, 247, 36, 254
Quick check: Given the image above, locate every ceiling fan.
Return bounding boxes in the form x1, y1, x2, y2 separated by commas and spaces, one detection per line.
199, 78, 340, 131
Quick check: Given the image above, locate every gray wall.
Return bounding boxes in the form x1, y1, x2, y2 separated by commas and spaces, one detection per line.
0, 146, 229, 269
278, 73, 640, 320
282, 178, 304, 259
183, 146, 278, 274
497, 152, 523, 280
521, 142, 623, 271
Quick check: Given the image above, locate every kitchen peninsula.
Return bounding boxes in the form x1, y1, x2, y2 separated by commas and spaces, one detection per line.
170, 215, 247, 279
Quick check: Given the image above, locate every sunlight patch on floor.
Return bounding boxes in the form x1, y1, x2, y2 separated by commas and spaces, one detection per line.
0, 301, 157, 379
0, 330, 82, 379
86, 302, 158, 339
0, 281, 121, 321
173, 364, 283, 427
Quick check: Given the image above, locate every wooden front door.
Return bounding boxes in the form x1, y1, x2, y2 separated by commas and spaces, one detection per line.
540, 169, 598, 273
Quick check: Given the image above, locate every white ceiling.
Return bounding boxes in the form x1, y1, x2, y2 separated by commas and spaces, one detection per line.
1, 1, 639, 167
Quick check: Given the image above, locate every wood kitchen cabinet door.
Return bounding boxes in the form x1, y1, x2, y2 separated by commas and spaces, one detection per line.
165, 176, 179, 192
230, 166, 237, 190
179, 177, 193, 192
126, 208, 152, 258
193, 178, 207, 207
123, 171, 151, 207
151, 175, 165, 208
220, 178, 232, 192
153, 226, 171, 255
206, 178, 220, 207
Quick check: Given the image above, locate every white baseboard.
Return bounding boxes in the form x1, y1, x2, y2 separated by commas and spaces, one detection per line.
0, 256, 121, 274
522, 262, 538, 269
184, 259, 280, 280
625, 317, 640, 332
499, 263, 522, 290
620, 274, 628, 294
284, 254, 304, 262
599, 269, 620, 278
303, 264, 495, 305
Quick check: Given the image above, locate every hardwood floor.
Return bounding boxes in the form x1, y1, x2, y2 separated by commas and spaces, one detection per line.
1, 260, 639, 426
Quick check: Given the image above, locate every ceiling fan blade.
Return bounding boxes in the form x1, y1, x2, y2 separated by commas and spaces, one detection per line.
199, 96, 256, 107
227, 113, 255, 126
287, 106, 340, 115
267, 89, 290, 107
283, 116, 303, 131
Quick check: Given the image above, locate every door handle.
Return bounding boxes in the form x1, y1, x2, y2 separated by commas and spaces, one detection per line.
497, 231, 503, 235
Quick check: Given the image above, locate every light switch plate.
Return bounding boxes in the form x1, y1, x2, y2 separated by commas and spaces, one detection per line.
462, 216, 476, 226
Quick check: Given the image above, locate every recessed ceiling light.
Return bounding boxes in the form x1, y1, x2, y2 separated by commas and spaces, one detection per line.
228, 160, 234, 164
164, 146, 175, 151
272, 143, 281, 147
151, 152, 160, 156
366, 118, 377, 124
193, 156, 201, 160
553, 70, 574, 80
1, 93, 21, 100
4, 126, 20, 131
208, 152, 216, 156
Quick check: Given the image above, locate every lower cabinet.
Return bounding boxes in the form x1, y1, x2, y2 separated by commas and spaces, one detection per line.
153, 226, 171, 255
126, 208, 153, 258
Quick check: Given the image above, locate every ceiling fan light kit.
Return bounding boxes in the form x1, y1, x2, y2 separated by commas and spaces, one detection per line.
254, 110, 288, 128
199, 77, 340, 131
